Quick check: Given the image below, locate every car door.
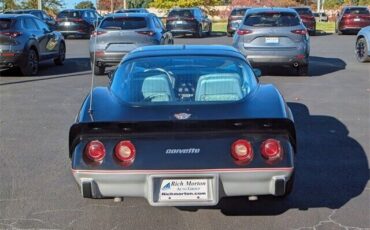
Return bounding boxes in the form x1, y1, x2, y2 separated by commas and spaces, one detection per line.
23, 17, 48, 59
201, 10, 211, 32
33, 18, 58, 59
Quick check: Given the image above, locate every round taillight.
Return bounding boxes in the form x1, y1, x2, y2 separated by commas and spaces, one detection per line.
231, 139, 254, 163
85, 140, 106, 162
114, 140, 136, 163
261, 139, 283, 161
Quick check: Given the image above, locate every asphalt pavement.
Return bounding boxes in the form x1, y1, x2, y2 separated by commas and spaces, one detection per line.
0, 33, 369, 230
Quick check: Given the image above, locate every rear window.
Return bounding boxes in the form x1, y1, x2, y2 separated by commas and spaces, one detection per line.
168, 10, 194, 18
117, 9, 140, 13
344, 8, 369, 15
0, 19, 12, 30
57, 11, 81, 18
111, 56, 256, 105
100, 17, 147, 30
231, 8, 248, 16
294, 8, 313, 16
244, 12, 300, 27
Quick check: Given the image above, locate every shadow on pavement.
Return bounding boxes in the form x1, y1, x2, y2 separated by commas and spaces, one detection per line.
178, 102, 369, 216
259, 56, 346, 77
313, 31, 334, 36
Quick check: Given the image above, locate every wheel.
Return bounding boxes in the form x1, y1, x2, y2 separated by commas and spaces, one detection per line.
20, 49, 39, 76
93, 64, 105, 75
309, 30, 316, 36
54, 42, 65, 65
195, 25, 202, 38
207, 23, 212, 37
296, 64, 309, 76
356, 38, 370, 63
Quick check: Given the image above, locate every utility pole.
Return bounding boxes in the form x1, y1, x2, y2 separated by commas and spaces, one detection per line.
111, 0, 113, 12
317, 0, 320, 12
38, 0, 42, 10
123, 0, 127, 9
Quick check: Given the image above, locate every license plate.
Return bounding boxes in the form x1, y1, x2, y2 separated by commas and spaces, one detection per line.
158, 179, 208, 201
107, 44, 136, 52
354, 18, 361, 22
63, 22, 71, 26
265, 37, 279, 44
176, 21, 185, 25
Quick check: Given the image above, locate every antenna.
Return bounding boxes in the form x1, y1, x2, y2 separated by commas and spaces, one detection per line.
88, 1, 100, 122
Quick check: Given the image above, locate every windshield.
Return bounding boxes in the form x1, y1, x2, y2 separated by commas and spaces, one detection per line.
57, 11, 81, 18
344, 8, 369, 15
100, 17, 147, 30
168, 10, 194, 18
244, 12, 300, 27
111, 56, 256, 104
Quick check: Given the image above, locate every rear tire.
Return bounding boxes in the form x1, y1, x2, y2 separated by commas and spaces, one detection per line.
93, 64, 105, 75
195, 25, 203, 38
207, 23, 212, 37
20, 49, 39, 76
54, 42, 65, 65
356, 38, 370, 63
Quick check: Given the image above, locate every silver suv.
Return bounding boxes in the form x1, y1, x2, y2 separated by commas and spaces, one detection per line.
233, 8, 310, 76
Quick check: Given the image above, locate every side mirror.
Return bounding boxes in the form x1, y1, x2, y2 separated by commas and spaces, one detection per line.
253, 68, 262, 78
43, 27, 52, 33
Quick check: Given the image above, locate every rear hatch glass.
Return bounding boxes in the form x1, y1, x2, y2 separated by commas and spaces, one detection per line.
57, 11, 81, 18
294, 8, 313, 16
168, 10, 194, 18
0, 19, 12, 30
100, 17, 147, 30
231, 8, 248, 16
244, 12, 300, 27
344, 8, 369, 15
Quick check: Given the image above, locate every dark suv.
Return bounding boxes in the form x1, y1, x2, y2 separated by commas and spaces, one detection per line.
166, 7, 212, 38
0, 14, 66, 76
56, 9, 101, 38
291, 7, 316, 35
4, 9, 57, 29
336, 6, 370, 35
227, 7, 250, 37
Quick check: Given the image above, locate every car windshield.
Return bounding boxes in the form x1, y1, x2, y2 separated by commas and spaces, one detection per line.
111, 56, 256, 105
0, 19, 12, 30
344, 8, 369, 15
294, 8, 313, 16
100, 17, 147, 30
57, 11, 81, 18
168, 10, 194, 18
231, 8, 248, 16
244, 12, 300, 27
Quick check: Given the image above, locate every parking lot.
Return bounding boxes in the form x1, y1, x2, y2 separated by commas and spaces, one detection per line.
0, 34, 369, 229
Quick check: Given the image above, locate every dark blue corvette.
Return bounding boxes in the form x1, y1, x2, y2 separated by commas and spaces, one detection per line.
69, 45, 296, 206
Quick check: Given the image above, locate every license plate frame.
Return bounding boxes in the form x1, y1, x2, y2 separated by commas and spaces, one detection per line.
265, 37, 279, 44
63, 22, 71, 26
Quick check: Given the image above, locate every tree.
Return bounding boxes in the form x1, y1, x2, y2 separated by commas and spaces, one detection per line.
97, 0, 123, 11
2, 0, 20, 10
150, 0, 222, 10
128, 0, 152, 8
20, 0, 64, 15
75, 0, 95, 9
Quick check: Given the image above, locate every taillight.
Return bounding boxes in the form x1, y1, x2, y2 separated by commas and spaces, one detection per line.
136, 31, 155, 36
260, 139, 283, 162
72, 18, 83, 22
91, 30, 107, 37
85, 140, 106, 162
231, 139, 254, 163
0, 32, 22, 38
114, 140, 136, 165
291, 29, 307, 35
236, 29, 252, 35
166, 17, 176, 21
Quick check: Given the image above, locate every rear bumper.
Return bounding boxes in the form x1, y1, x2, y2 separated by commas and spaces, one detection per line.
90, 52, 127, 67
0, 52, 24, 69
58, 30, 90, 37
170, 29, 197, 35
72, 167, 293, 206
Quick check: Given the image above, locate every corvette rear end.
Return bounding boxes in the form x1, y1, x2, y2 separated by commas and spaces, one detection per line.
69, 45, 296, 206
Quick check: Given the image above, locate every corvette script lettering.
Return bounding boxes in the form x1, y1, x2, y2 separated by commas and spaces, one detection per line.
165, 148, 200, 154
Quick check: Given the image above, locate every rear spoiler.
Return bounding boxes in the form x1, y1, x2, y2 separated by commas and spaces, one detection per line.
69, 118, 296, 158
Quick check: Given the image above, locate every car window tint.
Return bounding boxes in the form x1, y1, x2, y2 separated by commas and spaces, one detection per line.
344, 8, 369, 15
23, 18, 39, 30
57, 11, 81, 18
34, 18, 49, 31
111, 56, 255, 104
231, 8, 248, 16
100, 17, 147, 30
155, 17, 165, 30
0, 19, 12, 30
152, 17, 161, 29
294, 8, 313, 16
244, 12, 300, 27
168, 10, 194, 18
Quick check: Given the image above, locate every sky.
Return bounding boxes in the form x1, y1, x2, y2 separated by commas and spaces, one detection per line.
65, 0, 96, 9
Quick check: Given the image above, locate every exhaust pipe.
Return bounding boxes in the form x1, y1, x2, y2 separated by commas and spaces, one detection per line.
293, 62, 299, 68
8, 63, 13, 68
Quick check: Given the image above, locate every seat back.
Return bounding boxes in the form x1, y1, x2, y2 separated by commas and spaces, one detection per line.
195, 73, 243, 101
141, 74, 173, 102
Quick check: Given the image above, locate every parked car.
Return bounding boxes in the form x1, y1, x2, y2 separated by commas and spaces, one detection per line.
166, 7, 212, 38
313, 12, 328, 22
90, 13, 173, 75
0, 14, 65, 76
233, 8, 310, 76
69, 45, 296, 205
291, 7, 316, 35
116, 8, 149, 13
227, 7, 250, 37
56, 9, 101, 38
355, 26, 370, 62
4, 9, 57, 29
336, 6, 370, 35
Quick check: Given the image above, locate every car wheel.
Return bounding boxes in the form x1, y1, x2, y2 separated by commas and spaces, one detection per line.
20, 49, 39, 76
337, 29, 343, 35
309, 30, 316, 36
54, 42, 66, 65
93, 64, 105, 75
195, 25, 203, 38
296, 64, 309, 76
207, 23, 212, 37
356, 38, 370, 63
